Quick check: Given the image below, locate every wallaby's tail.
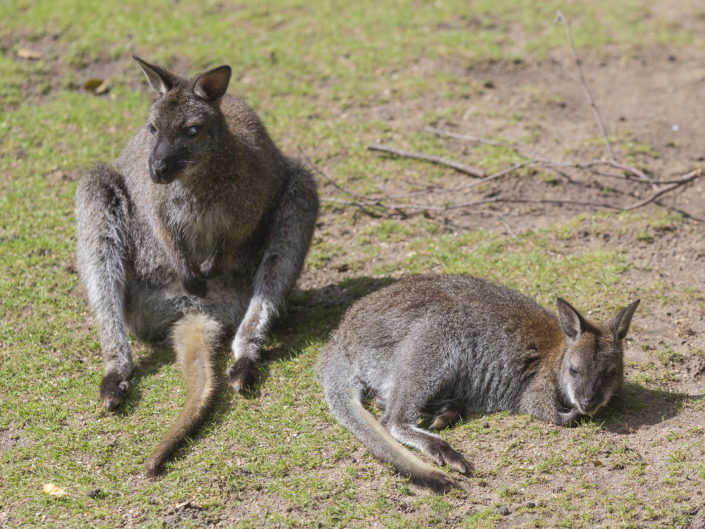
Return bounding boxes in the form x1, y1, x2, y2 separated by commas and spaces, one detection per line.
145, 313, 221, 476
320, 354, 453, 493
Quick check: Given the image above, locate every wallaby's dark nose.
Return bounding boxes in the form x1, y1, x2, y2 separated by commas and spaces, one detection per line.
151, 158, 167, 179
579, 396, 600, 415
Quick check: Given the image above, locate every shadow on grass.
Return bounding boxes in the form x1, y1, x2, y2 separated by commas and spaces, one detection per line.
117, 275, 395, 466
600, 381, 705, 433
253, 275, 395, 393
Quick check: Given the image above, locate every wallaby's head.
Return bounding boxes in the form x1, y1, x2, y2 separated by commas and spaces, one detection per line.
133, 56, 232, 184
556, 298, 640, 417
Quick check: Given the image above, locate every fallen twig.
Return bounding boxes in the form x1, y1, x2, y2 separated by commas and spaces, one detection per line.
367, 143, 485, 178
625, 169, 701, 211
311, 12, 702, 225
554, 10, 615, 161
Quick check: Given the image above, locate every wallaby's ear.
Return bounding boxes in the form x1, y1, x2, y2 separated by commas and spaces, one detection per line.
557, 298, 587, 340
193, 65, 231, 101
608, 299, 640, 340
133, 55, 179, 96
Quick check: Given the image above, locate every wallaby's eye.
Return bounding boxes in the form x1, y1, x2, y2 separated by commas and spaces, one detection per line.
148, 123, 157, 135
569, 366, 578, 377
185, 125, 200, 138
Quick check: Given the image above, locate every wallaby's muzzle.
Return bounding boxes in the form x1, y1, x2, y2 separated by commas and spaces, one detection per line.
148, 149, 186, 184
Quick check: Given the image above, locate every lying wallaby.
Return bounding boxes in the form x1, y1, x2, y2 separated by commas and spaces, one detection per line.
75, 56, 318, 475
319, 275, 639, 492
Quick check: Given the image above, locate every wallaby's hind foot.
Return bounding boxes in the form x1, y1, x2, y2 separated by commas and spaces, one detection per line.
227, 357, 258, 392
424, 437, 470, 474
99, 371, 129, 410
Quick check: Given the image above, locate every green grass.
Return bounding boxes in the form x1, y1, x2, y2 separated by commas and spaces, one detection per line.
2, 1, 705, 527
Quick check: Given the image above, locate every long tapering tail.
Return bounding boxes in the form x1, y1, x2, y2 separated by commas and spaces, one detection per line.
320, 354, 453, 492
144, 313, 221, 476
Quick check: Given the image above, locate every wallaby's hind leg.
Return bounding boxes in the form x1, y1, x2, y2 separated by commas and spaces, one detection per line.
383, 386, 469, 474
228, 160, 318, 391
75, 164, 134, 410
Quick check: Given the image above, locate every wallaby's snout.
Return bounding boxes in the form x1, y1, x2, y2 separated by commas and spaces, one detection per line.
148, 138, 189, 184
577, 393, 604, 416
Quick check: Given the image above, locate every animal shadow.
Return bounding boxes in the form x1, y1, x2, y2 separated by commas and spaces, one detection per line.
254, 276, 396, 390
600, 381, 704, 432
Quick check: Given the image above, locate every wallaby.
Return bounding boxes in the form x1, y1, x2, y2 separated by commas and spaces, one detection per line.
75, 56, 318, 475
319, 275, 639, 492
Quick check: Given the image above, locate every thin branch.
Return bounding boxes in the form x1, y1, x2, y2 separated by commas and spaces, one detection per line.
297, 147, 374, 201
367, 143, 485, 178
426, 127, 693, 185
554, 11, 615, 161
625, 169, 701, 211
386, 161, 533, 199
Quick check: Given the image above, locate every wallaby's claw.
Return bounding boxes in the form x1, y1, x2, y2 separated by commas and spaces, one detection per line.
227, 357, 258, 392
100, 372, 129, 410
426, 438, 470, 474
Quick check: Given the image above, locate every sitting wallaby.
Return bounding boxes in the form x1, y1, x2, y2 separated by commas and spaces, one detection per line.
75, 56, 318, 475
319, 275, 639, 492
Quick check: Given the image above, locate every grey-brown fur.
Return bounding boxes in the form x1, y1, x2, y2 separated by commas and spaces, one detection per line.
75, 57, 318, 473
319, 275, 639, 492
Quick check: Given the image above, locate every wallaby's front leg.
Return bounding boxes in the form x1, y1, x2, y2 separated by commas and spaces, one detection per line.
228, 162, 318, 391
75, 165, 134, 410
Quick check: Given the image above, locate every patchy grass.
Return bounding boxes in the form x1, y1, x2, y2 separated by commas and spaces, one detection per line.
2, 1, 705, 528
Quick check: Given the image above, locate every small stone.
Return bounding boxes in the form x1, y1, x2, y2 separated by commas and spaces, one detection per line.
499, 506, 510, 516
86, 488, 101, 498
525, 501, 536, 508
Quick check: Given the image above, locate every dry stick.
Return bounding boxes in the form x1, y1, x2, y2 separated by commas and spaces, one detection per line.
386, 162, 533, 199
555, 10, 616, 161
625, 169, 701, 211
427, 126, 696, 186
322, 194, 622, 214
367, 143, 486, 178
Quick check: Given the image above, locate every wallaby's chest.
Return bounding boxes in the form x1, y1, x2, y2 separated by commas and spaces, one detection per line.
163, 184, 256, 264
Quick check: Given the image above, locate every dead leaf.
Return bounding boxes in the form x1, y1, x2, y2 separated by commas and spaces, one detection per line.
17, 48, 43, 60
592, 459, 604, 467
43, 483, 67, 497
82, 78, 104, 92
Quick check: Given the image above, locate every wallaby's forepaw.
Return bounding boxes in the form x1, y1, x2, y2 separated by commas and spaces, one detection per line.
198, 244, 222, 279
181, 270, 208, 297
227, 357, 258, 392
429, 406, 461, 430
426, 438, 471, 474
100, 372, 129, 410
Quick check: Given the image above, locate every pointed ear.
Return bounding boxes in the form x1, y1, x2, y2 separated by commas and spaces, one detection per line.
609, 299, 640, 340
557, 298, 586, 340
133, 55, 179, 96
193, 65, 231, 101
